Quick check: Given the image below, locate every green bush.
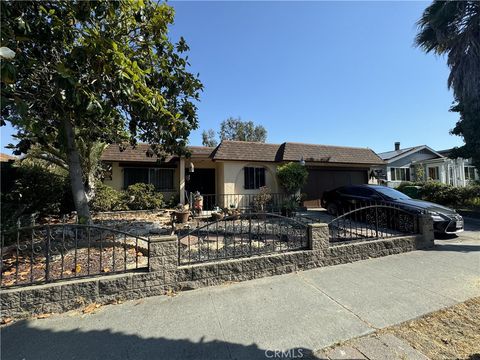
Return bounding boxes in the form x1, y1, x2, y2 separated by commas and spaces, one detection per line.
89, 183, 128, 212
397, 181, 480, 208
400, 186, 422, 199
165, 193, 180, 209
125, 183, 164, 210
460, 185, 480, 207
277, 162, 309, 194
2, 164, 74, 217
419, 182, 459, 205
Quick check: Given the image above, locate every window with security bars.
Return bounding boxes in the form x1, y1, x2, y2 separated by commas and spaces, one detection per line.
244, 167, 266, 189
124, 168, 174, 191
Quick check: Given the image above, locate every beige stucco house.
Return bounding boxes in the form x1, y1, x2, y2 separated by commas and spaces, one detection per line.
101, 140, 384, 208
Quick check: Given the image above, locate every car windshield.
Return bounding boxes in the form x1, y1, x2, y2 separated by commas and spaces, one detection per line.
373, 187, 411, 200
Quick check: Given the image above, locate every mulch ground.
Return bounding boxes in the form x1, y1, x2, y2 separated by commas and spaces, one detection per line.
1, 245, 148, 287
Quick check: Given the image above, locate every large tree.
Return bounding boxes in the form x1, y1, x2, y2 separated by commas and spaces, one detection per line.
201, 129, 218, 147
201, 117, 267, 145
415, 1, 480, 169
1, 1, 202, 222
219, 117, 267, 142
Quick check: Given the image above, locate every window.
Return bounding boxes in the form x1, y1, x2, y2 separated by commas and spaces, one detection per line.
355, 188, 376, 197
465, 166, 476, 180
428, 167, 439, 180
124, 168, 148, 188
244, 167, 266, 189
149, 169, 174, 191
124, 168, 174, 191
390, 168, 410, 181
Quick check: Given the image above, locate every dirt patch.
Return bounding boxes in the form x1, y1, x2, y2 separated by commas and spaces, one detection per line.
382, 297, 480, 359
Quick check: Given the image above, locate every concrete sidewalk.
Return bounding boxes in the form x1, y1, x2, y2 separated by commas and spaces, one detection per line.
2, 220, 479, 360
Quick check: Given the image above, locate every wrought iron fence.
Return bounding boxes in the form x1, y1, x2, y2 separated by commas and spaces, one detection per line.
178, 213, 308, 265
190, 193, 289, 213
1, 222, 150, 288
328, 203, 420, 244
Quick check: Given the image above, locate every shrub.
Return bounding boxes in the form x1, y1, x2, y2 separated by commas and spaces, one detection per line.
460, 185, 480, 207
89, 183, 128, 212
165, 193, 180, 209
397, 181, 480, 208
253, 186, 272, 211
125, 183, 164, 210
277, 162, 309, 194
420, 182, 461, 206
3, 164, 74, 217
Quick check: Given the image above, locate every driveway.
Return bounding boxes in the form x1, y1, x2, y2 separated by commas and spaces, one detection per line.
2, 218, 479, 360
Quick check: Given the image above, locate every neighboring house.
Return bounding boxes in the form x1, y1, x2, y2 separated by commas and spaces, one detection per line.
376, 142, 479, 188
100, 140, 384, 207
0, 152, 16, 163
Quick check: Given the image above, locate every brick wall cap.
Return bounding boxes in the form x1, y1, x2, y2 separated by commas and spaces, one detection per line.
149, 235, 177, 243
308, 223, 329, 228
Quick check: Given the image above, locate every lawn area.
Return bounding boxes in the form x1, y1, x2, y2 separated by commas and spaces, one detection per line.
384, 297, 480, 359
320, 297, 480, 359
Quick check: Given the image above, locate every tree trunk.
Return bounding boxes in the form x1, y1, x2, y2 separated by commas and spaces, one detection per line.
63, 118, 91, 223
85, 172, 96, 202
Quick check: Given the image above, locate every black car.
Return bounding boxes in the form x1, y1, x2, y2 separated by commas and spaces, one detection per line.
322, 185, 464, 234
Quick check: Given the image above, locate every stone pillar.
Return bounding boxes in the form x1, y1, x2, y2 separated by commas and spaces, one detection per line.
417, 214, 434, 249
179, 157, 186, 205
308, 223, 330, 251
149, 235, 178, 272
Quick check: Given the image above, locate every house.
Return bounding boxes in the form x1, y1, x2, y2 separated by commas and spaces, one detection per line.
100, 140, 384, 208
376, 142, 479, 188
0, 152, 16, 163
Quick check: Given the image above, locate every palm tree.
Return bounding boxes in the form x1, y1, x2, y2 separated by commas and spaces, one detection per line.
415, 1, 480, 168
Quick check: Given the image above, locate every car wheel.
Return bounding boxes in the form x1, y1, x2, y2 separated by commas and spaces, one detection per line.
327, 203, 338, 216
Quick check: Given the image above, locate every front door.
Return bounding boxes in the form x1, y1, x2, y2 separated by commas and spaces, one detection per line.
186, 168, 216, 195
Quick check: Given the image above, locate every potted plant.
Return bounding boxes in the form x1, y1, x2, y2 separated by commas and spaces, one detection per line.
211, 211, 224, 221
174, 203, 190, 223
193, 191, 203, 214
253, 186, 272, 215
225, 204, 240, 220
281, 196, 300, 217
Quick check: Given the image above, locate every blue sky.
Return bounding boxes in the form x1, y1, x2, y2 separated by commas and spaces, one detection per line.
1, 1, 463, 155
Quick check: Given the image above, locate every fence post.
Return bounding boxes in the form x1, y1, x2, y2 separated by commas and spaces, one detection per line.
417, 214, 435, 249
45, 225, 51, 282
308, 223, 330, 251
148, 235, 178, 273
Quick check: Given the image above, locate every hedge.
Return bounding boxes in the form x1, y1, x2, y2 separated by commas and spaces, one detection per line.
396, 181, 480, 208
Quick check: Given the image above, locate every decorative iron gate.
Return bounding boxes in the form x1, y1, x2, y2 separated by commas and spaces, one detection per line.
328, 204, 420, 243
177, 213, 308, 265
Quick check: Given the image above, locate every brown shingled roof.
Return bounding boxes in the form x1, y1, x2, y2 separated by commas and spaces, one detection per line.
100, 144, 214, 163
100, 141, 384, 165
282, 142, 384, 165
0, 153, 16, 162
211, 140, 283, 162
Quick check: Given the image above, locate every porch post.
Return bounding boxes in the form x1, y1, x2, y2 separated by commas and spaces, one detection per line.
179, 157, 185, 204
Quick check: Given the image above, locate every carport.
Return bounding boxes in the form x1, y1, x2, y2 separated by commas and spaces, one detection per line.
302, 167, 369, 207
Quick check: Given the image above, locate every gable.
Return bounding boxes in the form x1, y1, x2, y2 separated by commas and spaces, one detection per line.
388, 148, 441, 167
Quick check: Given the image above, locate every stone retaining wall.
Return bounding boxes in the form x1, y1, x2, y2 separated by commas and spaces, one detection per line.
1, 215, 434, 320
